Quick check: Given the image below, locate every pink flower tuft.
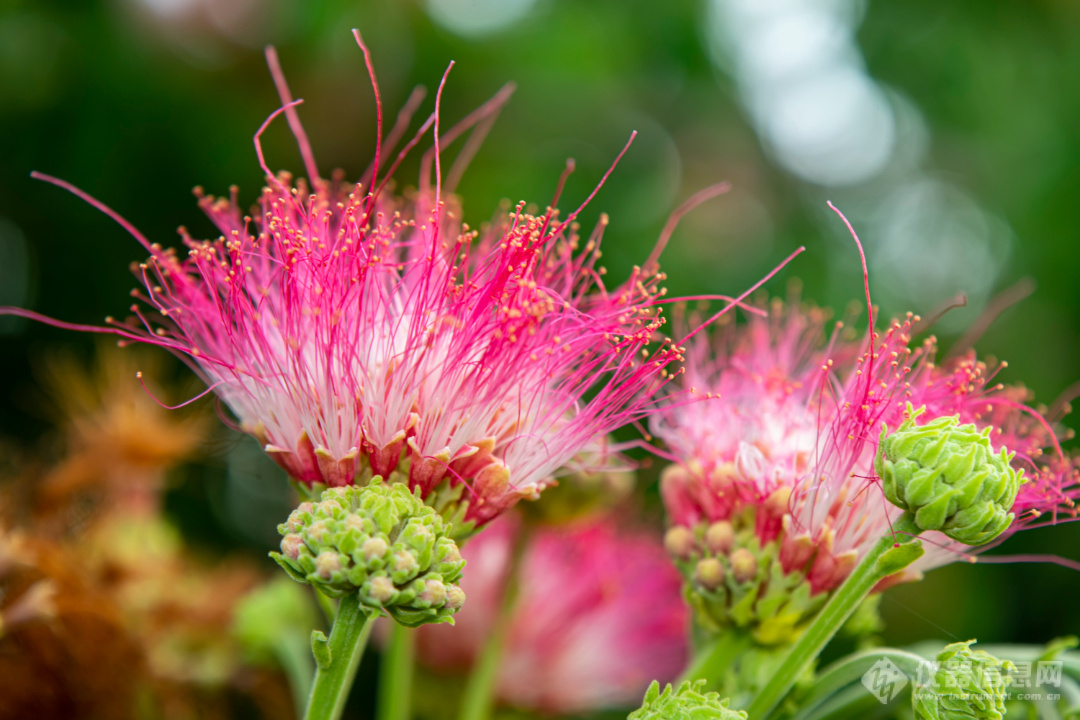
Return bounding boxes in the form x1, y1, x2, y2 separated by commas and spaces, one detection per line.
2, 43, 698, 531
414, 515, 689, 713
653, 296, 1080, 592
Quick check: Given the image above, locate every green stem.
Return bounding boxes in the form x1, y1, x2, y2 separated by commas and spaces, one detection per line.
276, 630, 316, 718
794, 681, 898, 720
678, 631, 753, 689
744, 514, 922, 720
458, 620, 507, 720
304, 593, 374, 720
315, 588, 338, 626
790, 648, 926, 720
457, 524, 530, 720
378, 623, 416, 720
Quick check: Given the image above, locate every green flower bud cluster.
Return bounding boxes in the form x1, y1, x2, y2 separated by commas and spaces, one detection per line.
913, 641, 1014, 720
664, 498, 833, 646
627, 680, 746, 720
290, 461, 482, 543
271, 480, 466, 627
876, 404, 1023, 545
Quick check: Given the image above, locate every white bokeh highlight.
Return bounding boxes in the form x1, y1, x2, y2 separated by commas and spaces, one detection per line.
425, 0, 538, 38
709, 0, 893, 186
707, 0, 1013, 321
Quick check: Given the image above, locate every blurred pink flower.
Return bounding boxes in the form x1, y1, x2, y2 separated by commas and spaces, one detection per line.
415, 515, 689, 713
2, 41, 688, 530
653, 297, 1080, 591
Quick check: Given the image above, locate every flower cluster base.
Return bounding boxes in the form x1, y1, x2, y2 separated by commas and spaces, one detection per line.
666, 497, 842, 645
272, 481, 465, 628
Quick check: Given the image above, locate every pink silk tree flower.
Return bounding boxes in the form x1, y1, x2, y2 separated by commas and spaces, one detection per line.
651, 294, 1079, 642
414, 514, 689, 714
1, 40, 697, 536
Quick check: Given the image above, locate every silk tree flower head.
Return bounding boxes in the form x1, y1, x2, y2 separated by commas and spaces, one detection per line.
2, 36, 696, 539
653, 281, 1079, 644
412, 514, 689, 714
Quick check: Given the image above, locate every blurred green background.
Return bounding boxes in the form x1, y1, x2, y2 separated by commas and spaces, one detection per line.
1, 0, 1078, 658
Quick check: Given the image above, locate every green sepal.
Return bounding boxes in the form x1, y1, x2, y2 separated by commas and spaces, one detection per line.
874, 540, 925, 576
270, 551, 310, 583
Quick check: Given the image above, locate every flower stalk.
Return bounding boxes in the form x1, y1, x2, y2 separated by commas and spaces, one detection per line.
456, 524, 529, 720
744, 513, 923, 719
304, 592, 375, 720
377, 624, 416, 720
678, 630, 753, 690
457, 617, 510, 720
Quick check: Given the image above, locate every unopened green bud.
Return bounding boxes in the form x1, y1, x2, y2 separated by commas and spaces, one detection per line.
315, 551, 342, 580
730, 548, 758, 584
664, 526, 697, 560
705, 521, 735, 555
694, 558, 725, 591
628, 680, 746, 720
345, 514, 368, 532
306, 520, 330, 544
445, 584, 466, 611
876, 404, 1023, 545
913, 640, 1014, 720
280, 533, 303, 560
366, 575, 396, 604
362, 536, 389, 563
431, 538, 465, 578
418, 578, 447, 607
388, 550, 420, 584
270, 480, 466, 627
282, 503, 313, 533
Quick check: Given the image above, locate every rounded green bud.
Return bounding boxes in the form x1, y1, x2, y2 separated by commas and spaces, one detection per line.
730, 548, 758, 584
913, 640, 1014, 720
628, 680, 746, 720
664, 525, 697, 560
315, 550, 343, 580
418, 578, 447, 607
366, 575, 396, 604
445, 584, 466, 611
361, 536, 389, 563
705, 520, 735, 555
694, 557, 725, 591
270, 480, 466, 627
280, 533, 304, 560
875, 404, 1023, 545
